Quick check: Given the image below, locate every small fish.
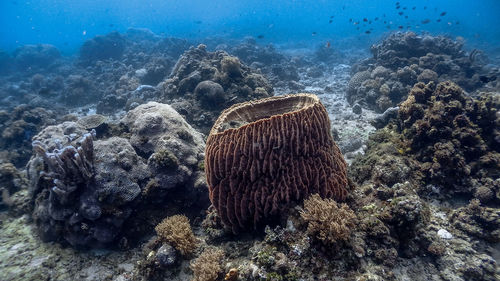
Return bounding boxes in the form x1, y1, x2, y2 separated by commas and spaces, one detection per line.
396, 2, 399, 5
384, 21, 387, 24
257, 34, 264, 39
424, 6, 427, 10
403, 7, 407, 10
374, 17, 379, 21
456, 21, 460, 25
329, 19, 333, 23
440, 12, 446, 16
365, 30, 371, 34
363, 18, 368, 22
330, 15, 334, 18
326, 41, 331, 48
354, 21, 358, 25
396, 6, 400, 9
437, 19, 441, 22
82, 30, 87, 35
194, 20, 202, 24
448, 22, 452, 26
405, 15, 408, 19
398, 11, 403, 15
398, 25, 403, 29
349, 18, 353, 22
412, 7, 416, 10
312, 31, 317, 36
421, 19, 430, 24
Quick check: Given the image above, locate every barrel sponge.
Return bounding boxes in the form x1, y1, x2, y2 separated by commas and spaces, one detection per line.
205, 93, 348, 233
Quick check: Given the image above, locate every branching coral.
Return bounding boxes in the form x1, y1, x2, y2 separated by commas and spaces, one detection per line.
155, 215, 197, 256
300, 194, 357, 244
190, 247, 225, 281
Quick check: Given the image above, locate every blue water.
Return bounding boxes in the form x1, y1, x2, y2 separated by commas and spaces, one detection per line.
1, 0, 500, 54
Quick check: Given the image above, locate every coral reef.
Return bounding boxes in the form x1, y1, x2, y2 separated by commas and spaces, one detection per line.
300, 194, 357, 244
0, 163, 29, 215
80, 31, 126, 64
0, 105, 57, 168
13, 44, 61, 70
205, 94, 348, 233
159, 44, 273, 133
399, 81, 499, 194
155, 215, 197, 256
348, 81, 499, 281
347, 32, 494, 112
27, 102, 208, 248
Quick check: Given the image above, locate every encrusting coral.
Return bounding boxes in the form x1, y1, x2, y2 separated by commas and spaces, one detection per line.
190, 247, 225, 281
300, 194, 357, 244
205, 93, 348, 233
155, 215, 197, 256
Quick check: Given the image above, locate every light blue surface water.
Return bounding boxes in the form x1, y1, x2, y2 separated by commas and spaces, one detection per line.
1, 0, 499, 55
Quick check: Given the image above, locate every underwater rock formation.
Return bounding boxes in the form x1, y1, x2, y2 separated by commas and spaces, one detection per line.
399, 81, 499, 194
13, 44, 61, 70
159, 44, 273, 134
0, 105, 57, 168
27, 102, 207, 247
348, 81, 499, 281
223, 38, 301, 89
348, 32, 492, 112
0, 163, 29, 214
80, 31, 126, 64
205, 94, 348, 233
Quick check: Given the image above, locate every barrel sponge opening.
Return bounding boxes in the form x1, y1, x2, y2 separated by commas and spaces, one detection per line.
205, 93, 349, 233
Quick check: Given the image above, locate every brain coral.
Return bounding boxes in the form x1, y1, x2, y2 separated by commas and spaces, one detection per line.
205, 93, 348, 233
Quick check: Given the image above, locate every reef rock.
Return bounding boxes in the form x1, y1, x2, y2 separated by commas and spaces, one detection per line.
348, 32, 490, 112
80, 31, 126, 64
27, 102, 207, 248
159, 44, 273, 134
13, 44, 61, 70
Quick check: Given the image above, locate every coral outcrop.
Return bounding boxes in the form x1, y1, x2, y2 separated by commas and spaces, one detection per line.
205, 94, 348, 233
347, 32, 494, 112
0, 105, 57, 168
349, 81, 499, 281
13, 44, 61, 70
159, 44, 273, 133
80, 31, 126, 64
399, 81, 499, 194
27, 102, 207, 247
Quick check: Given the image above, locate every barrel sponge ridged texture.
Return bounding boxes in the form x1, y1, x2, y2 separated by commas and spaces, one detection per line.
205, 93, 348, 233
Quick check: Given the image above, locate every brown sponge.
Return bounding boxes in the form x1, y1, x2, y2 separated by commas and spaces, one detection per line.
205, 93, 348, 233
